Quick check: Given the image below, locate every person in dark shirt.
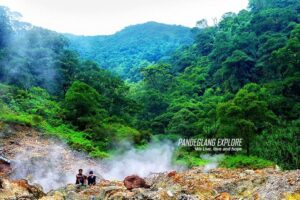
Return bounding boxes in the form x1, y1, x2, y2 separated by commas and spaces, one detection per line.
87, 170, 96, 186
76, 169, 85, 185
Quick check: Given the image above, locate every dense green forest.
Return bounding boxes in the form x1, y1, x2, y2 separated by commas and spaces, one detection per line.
0, 0, 300, 170
66, 22, 193, 81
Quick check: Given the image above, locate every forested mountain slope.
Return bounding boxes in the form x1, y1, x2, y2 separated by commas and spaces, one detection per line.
65, 22, 193, 80
128, 0, 300, 169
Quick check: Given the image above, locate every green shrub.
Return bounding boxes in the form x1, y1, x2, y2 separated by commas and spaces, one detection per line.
252, 124, 300, 170
32, 115, 43, 126
175, 156, 208, 167
0, 113, 36, 126
103, 123, 142, 143
174, 149, 208, 167
220, 155, 275, 169
89, 149, 109, 158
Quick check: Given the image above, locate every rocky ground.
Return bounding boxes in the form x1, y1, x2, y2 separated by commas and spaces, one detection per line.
0, 123, 300, 200
1, 167, 300, 200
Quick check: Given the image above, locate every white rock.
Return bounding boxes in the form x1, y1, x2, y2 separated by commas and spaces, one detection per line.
167, 190, 174, 197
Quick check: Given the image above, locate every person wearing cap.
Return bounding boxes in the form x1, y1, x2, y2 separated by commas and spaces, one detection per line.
87, 170, 96, 186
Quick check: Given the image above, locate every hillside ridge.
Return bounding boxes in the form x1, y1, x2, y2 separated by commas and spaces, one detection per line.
65, 21, 193, 80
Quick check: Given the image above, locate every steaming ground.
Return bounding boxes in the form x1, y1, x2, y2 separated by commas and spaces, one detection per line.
103, 141, 179, 180
9, 138, 181, 192
1, 125, 222, 192
201, 154, 225, 173
10, 142, 98, 192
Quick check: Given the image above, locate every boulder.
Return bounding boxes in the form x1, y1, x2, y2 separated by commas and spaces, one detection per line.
0, 178, 45, 199
13, 179, 45, 199
123, 175, 150, 190
167, 171, 176, 177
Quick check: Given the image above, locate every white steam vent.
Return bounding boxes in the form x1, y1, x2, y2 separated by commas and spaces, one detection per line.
10, 140, 181, 192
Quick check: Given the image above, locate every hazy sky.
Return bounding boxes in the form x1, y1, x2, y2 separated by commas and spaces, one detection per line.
0, 0, 248, 35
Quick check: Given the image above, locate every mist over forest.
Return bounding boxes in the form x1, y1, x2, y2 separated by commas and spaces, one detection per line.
0, 0, 300, 176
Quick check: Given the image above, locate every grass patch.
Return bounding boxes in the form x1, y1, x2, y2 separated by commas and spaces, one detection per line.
174, 150, 209, 167
0, 109, 36, 126
220, 155, 275, 169
175, 156, 208, 167
40, 122, 109, 158
0, 106, 109, 159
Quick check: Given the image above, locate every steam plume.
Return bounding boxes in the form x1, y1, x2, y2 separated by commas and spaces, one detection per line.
10, 140, 180, 192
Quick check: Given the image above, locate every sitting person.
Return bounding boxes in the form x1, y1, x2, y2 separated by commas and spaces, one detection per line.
76, 169, 86, 186
87, 170, 96, 186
